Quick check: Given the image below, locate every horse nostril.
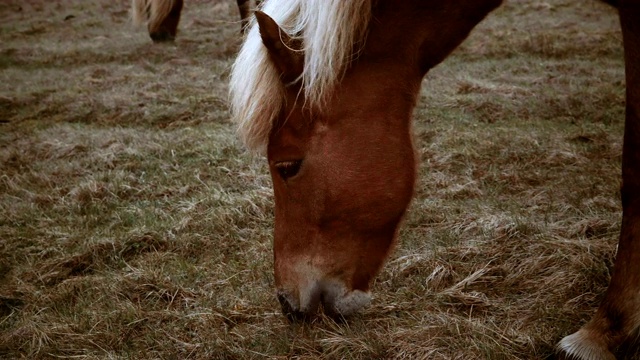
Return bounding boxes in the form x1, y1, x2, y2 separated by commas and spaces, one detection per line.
277, 292, 308, 322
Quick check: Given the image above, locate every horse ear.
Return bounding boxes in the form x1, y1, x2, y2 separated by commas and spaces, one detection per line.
255, 11, 304, 84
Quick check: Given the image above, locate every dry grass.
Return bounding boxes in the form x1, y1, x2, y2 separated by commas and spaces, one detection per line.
0, 0, 633, 358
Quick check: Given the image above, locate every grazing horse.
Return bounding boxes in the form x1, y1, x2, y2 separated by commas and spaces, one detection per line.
131, 0, 260, 42
229, 0, 640, 358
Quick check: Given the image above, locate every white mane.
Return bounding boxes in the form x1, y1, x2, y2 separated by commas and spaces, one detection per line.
229, 0, 372, 154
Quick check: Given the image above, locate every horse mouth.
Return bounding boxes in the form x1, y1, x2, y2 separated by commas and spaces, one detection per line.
276, 281, 372, 321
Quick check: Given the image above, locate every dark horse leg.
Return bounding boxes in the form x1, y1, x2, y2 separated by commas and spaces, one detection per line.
238, 0, 261, 33
149, 0, 184, 42
559, 0, 640, 358
149, 0, 256, 41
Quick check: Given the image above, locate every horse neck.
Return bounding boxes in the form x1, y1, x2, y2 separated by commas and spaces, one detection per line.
362, 0, 502, 75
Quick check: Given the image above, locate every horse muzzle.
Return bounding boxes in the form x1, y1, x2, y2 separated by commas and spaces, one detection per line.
276, 279, 371, 321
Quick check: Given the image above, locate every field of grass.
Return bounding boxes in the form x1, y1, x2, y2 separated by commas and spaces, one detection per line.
0, 0, 633, 358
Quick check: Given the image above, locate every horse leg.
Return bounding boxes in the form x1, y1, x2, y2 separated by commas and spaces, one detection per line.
149, 0, 183, 42
237, 0, 251, 33
558, 1, 640, 359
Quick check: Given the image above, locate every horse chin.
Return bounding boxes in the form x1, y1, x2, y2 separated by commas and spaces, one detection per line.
322, 285, 372, 318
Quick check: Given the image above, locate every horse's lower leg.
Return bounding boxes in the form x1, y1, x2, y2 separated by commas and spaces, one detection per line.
558, 2, 640, 359
237, 0, 251, 33
149, 0, 183, 42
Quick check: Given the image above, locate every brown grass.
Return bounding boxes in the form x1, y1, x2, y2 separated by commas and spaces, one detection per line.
0, 0, 633, 358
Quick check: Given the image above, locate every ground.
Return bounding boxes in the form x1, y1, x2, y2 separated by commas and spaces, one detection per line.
0, 0, 633, 358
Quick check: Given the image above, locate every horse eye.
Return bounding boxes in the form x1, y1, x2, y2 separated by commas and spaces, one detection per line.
274, 160, 302, 180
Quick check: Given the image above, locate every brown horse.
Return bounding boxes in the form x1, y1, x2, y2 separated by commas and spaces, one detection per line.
229, 0, 640, 358
131, 0, 260, 42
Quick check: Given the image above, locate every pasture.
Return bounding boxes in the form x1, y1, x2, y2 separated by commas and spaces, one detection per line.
0, 0, 631, 358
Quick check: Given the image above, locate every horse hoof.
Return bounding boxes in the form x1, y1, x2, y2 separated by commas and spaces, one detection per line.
556, 329, 615, 360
